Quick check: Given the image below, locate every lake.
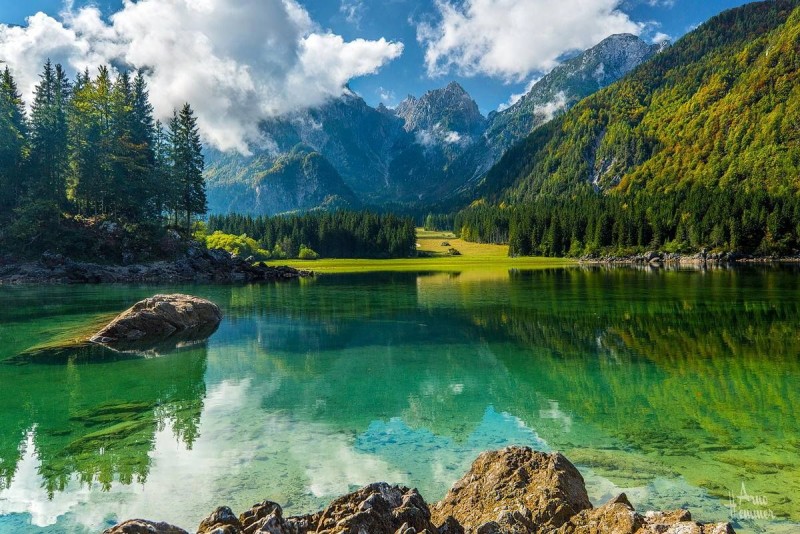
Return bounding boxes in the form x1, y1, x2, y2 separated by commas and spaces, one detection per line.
0, 266, 798, 533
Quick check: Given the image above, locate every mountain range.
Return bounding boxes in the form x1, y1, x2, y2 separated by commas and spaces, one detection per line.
205, 33, 665, 215
476, 0, 800, 202
457, 0, 800, 257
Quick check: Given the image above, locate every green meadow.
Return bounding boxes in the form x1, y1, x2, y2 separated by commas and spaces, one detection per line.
282, 229, 574, 274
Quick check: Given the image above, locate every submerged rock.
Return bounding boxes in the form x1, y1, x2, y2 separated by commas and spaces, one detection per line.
90, 294, 223, 349
555, 493, 735, 534
104, 447, 735, 534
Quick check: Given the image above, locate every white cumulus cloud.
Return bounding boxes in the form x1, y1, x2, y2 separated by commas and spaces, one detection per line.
0, 0, 404, 153
418, 0, 643, 81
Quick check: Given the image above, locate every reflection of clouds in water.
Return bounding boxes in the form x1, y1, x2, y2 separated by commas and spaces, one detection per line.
0, 431, 96, 528
305, 444, 405, 497
0, 380, 256, 531
252, 413, 407, 499
3, 376, 783, 534
539, 400, 572, 433
0, 378, 407, 532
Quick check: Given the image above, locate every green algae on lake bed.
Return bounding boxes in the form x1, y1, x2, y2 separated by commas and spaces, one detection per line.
0, 267, 798, 533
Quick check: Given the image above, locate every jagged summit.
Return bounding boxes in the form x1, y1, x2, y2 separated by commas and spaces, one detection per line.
395, 81, 485, 135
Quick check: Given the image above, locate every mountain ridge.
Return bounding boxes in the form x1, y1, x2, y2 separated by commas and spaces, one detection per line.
204, 33, 664, 215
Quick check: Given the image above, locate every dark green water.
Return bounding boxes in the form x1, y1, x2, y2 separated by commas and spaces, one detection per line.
0, 267, 798, 533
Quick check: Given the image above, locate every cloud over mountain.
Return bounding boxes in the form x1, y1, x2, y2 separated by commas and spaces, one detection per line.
0, 0, 404, 153
417, 0, 643, 80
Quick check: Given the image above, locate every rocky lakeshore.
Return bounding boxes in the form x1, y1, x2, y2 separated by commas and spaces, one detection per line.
579, 250, 800, 266
0, 247, 312, 285
104, 447, 734, 534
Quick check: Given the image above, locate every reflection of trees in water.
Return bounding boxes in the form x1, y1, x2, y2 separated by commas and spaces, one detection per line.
218, 267, 800, 518
0, 343, 207, 496
218, 268, 800, 451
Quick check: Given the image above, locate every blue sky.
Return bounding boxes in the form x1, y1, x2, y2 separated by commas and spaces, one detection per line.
0, 0, 754, 151
0, 0, 752, 114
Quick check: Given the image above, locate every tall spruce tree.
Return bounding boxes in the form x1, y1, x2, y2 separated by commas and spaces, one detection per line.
152, 119, 172, 218
14, 61, 71, 247
110, 71, 144, 219
169, 103, 206, 231
131, 71, 158, 217
28, 60, 70, 207
0, 67, 27, 224
68, 68, 100, 215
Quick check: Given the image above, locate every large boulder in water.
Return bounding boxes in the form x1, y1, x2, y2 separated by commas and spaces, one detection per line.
101, 519, 188, 534
431, 447, 592, 532
90, 294, 222, 350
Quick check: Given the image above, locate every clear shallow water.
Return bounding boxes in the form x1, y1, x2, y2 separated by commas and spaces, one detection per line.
0, 267, 798, 534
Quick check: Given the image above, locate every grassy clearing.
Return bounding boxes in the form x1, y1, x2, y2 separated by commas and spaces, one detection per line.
282, 229, 574, 274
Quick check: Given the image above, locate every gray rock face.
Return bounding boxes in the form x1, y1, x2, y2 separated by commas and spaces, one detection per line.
485, 34, 666, 155
395, 82, 486, 139
90, 294, 223, 348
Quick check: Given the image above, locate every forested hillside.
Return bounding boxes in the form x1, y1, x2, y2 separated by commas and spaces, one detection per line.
461, 0, 800, 257
0, 62, 206, 260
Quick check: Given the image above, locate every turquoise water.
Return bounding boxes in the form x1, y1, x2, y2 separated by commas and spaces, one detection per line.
0, 267, 798, 533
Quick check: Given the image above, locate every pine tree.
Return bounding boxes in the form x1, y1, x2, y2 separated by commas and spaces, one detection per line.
169, 103, 206, 231
68, 68, 101, 215
110, 71, 145, 219
0, 67, 27, 223
131, 71, 157, 216
152, 119, 172, 218
28, 60, 70, 207
14, 61, 71, 247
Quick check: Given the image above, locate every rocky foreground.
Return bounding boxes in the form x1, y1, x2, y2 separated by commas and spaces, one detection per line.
104, 447, 734, 534
0, 247, 312, 284
580, 250, 800, 265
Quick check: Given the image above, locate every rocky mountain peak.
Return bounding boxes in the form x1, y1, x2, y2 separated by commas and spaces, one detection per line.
395, 81, 485, 136
580, 33, 664, 82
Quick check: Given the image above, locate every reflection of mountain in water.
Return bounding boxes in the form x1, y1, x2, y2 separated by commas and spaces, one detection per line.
210, 269, 800, 521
